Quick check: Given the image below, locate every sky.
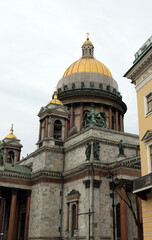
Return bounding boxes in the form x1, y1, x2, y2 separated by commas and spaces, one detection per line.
0, 0, 151, 157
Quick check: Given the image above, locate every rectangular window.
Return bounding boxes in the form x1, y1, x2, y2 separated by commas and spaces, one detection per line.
147, 93, 152, 114
144, 90, 152, 116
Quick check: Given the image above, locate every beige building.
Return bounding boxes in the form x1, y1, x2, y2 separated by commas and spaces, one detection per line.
124, 36, 152, 239
0, 36, 142, 240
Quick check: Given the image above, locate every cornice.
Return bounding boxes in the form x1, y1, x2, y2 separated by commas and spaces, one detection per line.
0, 156, 141, 187
22, 145, 64, 160
39, 111, 69, 121
0, 144, 22, 149
124, 48, 152, 81
0, 169, 62, 186
64, 135, 139, 153
63, 158, 141, 180
64, 125, 139, 143
58, 89, 127, 114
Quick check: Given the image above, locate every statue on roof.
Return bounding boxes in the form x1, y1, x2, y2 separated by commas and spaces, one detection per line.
93, 142, 100, 160
118, 139, 125, 155
85, 142, 91, 160
83, 104, 107, 129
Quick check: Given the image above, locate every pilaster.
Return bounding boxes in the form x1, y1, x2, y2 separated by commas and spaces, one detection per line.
45, 117, 49, 137
39, 121, 42, 141
80, 104, 83, 130
109, 107, 112, 129
115, 111, 119, 131
70, 104, 74, 129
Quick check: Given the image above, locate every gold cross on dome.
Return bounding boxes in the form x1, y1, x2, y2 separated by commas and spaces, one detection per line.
10, 124, 14, 134
86, 32, 89, 40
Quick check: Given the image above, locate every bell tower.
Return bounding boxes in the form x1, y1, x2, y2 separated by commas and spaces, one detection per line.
0, 125, 22, 164
37, 90, 69, 148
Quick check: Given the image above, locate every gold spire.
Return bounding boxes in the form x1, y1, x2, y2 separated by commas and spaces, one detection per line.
86, 32, 89, 40
48, 89, 63, 105
5, 124, 17, 139
10, 124, 13, 134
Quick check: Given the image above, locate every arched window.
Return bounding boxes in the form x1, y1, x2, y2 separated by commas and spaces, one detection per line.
116, 203, 121, 239
71, 204, 76, 237
83, 110, 90, 127
112, 116, 115, 130
7, 151, 14, 163
53, 120, 62, 139
89, 48, 91, 55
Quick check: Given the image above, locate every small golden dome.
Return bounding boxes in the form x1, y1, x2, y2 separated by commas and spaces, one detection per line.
63, 57, 112, 78
83, 32, 93, 45
48, 90, 63, 105
5, 124, 17, 139
82, 39, 93, 45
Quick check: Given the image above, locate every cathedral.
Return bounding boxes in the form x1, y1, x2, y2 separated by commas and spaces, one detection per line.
0, 36, 141, 240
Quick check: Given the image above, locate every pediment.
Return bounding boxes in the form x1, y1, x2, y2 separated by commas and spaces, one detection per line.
67, 189, 80, 201
47, 104, 69, 114
141, 130, 152, 142
120, 157, 141, 170
38, 104, 69, 117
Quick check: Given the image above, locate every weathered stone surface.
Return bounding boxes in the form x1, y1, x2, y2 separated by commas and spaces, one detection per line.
29, 182, 62, 238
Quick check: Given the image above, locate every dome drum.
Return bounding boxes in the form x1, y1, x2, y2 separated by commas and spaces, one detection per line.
58, 72, 118, 90
57, 82, 123, 101
57, 72, 127, 113
57, 82, 120, 97
57, 91, 127, 115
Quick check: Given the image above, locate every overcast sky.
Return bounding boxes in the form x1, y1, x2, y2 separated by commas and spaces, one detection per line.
0, 0, 151, 157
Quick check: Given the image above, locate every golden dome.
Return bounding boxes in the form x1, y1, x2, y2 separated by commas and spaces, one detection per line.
63, 35, 112, 78
63, 57, 112, 78
83, 39, 93, 45
5, 124, 17, 139
48, 90, 63, 105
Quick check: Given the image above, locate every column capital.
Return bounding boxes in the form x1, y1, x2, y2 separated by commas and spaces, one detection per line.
27, 190, 31, 197
12, 189, 18, 195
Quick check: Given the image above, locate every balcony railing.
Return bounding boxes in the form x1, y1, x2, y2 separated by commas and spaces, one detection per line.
57, 81, 122, 100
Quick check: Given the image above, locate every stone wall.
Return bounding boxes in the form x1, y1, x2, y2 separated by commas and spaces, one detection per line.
64, 127, 139, 171
29, 182, 62, 239
62, 176, 138, 240
21, 148, 64, 173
